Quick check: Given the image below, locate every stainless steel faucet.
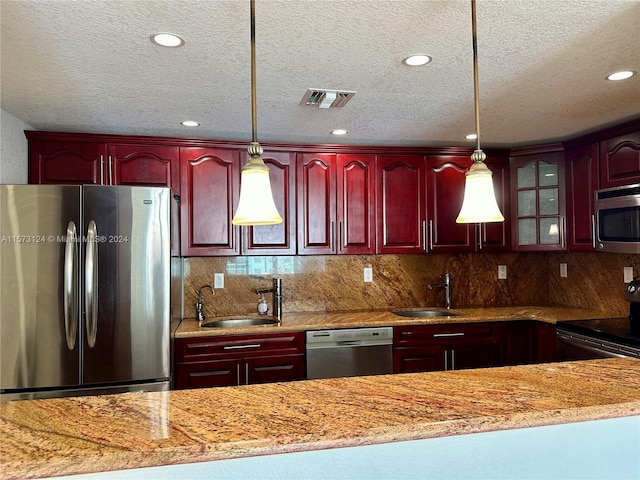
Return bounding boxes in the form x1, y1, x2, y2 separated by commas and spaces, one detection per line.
196, 285, 214, 325
255, 278, 283, 322
428, 273, 451, 309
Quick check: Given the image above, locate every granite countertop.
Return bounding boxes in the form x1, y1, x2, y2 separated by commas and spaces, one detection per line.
1, 358, 639, 479
174, 305, 618, 338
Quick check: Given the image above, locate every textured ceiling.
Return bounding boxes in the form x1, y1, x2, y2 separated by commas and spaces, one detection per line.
1, 0, 639, 148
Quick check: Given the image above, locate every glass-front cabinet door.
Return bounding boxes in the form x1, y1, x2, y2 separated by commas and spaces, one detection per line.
510, 150, 566, 251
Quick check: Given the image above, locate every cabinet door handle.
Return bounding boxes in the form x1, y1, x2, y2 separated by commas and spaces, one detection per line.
99, 155, 104, 185
245, 363, 249, 385
421, 221, 427, 252
433, 332, 465, 338
451, 349, 456, 370
223, 344, 261, 350
338, 221, 343, 253
108, 156, 113, 185
444, 351, 448, 371
330, 221, 335, 252
428, 220, 434, 251
591, 214, 596, 249
236, 364, 241, 385
478, 223, 483, 251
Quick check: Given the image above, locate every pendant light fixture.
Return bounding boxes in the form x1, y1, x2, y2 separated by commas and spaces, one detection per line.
232, 0, 282, 226
456, 0, 504, 224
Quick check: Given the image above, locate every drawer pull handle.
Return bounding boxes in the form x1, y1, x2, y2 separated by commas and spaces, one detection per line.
223, 344, 261, 350
433, 332, 465, 338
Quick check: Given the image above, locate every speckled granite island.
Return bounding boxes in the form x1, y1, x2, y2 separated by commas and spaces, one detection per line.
1, 358, 639, 479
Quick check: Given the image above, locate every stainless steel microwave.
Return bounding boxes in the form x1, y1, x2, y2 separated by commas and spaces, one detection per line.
594, 184, 640, 253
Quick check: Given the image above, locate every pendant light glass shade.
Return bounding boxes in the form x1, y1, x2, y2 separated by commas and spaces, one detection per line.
455, 0, 504, 224
232, 142, 282, 225
231, 0, 282, 226
456, 152, 504, 223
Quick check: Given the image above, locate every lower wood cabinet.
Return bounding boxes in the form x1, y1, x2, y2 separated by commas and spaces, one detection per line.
535, 322, 557, 363
174, 332, 305, 389
393, 321, 557, 374
393, 323, 503, 373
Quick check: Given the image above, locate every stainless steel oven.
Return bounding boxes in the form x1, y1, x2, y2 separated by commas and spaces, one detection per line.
556, 328, 640, 361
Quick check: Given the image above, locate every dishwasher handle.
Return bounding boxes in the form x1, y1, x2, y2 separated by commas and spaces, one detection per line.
336, 340, 365, 346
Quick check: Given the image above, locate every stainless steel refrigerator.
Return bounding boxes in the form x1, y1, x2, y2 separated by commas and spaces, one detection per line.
1, 185, 170, 401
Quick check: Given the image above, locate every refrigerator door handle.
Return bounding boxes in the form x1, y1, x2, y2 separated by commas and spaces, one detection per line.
63, 221, 78, 350
85, 220, 99, 348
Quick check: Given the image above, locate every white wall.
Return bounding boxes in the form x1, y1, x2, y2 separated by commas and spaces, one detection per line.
0, 109, 32, 184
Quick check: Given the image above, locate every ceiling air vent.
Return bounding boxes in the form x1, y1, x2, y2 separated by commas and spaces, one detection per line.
300, 88, 356, 108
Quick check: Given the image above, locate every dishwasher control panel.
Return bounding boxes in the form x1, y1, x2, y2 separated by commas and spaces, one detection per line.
306, 327, 393, 345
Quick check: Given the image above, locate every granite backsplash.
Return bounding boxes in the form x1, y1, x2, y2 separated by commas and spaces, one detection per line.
172, 252, 640, 320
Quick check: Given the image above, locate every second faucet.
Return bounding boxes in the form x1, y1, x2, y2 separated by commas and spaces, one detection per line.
428, 273, 452, 309
255, 277, 283, 321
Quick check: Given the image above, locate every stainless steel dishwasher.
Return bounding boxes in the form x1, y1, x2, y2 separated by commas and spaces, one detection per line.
306, 327, 393, 379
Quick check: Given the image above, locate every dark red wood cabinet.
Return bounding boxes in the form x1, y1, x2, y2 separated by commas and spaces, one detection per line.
393, 323, 503, 373
426, 155, 510, 253
481, 158, 511, 251
535, 321, 557, 363
426, 156, 473, 252
510, 150, 566, 251
107, 144, 178, 188
296, 153, 337, 254
599, 131, 640, 188
242, 151, 296, 255
179, 147, 239, 256
502, 321, 557, 365
376, 155, 427, 254
336, 154, 376, 254
28, 133, 179, 189
26, 132, 182, 256
565, 143, 599, 251
297, 153, 375, 255
28, 138, 104, 185
174, 332, 305, 389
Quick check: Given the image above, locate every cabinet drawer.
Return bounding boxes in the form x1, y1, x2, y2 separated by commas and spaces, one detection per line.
394, 323, 501, 347
175, 332, 304, 362
175, 359, 240, 389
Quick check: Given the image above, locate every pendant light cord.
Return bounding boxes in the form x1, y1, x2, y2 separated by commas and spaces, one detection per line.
250, 0, 258, 144
471, 0, 482, 155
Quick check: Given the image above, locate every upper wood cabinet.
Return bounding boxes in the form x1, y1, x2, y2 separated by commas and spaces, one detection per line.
28, 133, 179, 189
510, 150, 566, 251
426, 156, 473, 252
28, 139, 103, 185
599, 131, 640, 188
297, 153, 375, 255
336, 154, 376, 254
180, 147, 239, 256
297, 153, 337, 254
242, 151, 296, 255
107, 144, 178, 189
481, 157, 511, 252
565, 143, 599, 251
27, 132, 182, 256
376, 155, 426, 254
426, 155, 510, 253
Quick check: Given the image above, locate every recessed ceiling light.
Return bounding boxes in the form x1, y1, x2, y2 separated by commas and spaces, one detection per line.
465, 133, 478, 140
151, 33, 185, 48
331, 129, 348, 136
606, 70, 636, 81
181, 120, 199, 127
403, 54, 432, 67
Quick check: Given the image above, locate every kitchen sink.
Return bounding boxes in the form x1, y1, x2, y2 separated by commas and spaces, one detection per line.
392, 310, 459, 318
200, 316, 280, 328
